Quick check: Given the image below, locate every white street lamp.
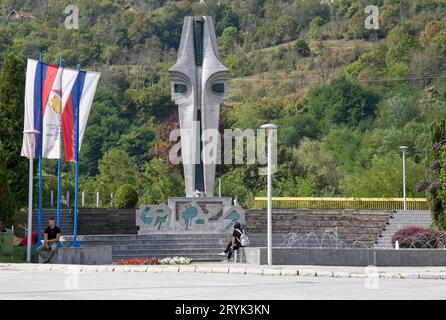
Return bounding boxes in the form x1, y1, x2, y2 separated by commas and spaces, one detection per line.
260, 123, 278, 266
24, 129, 40, 262
400, 146, 408, 211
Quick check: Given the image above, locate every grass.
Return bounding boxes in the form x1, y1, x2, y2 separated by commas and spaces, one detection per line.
0, 246, 27, 263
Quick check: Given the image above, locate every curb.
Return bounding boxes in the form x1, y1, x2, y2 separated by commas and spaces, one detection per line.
1, 263, 446, 280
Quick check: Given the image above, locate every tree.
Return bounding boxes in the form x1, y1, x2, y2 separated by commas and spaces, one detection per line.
81, 149, 140, 201
0, 53, 27, 208
342, 154, 425, 198
376, 93, 420, 129
293, 39, 311, 57
306, 76, 380, 130
386, 34, 419, 66
293, 138, 341, 195
140, 159, 184, 205
218, 27, 239, 57
0, 143, 15, 226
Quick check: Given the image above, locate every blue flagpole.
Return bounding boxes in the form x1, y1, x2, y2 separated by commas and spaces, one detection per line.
35, 51, 44, 249
56, 58, 64, 248
71, 64, 81, 248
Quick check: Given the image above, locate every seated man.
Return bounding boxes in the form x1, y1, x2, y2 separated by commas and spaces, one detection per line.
35, 217, 61, 263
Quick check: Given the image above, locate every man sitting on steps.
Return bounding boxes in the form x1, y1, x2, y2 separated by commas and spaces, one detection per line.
35, 217, 61, 263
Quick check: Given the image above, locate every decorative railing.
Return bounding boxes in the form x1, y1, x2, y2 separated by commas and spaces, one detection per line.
253, 197, 429, 210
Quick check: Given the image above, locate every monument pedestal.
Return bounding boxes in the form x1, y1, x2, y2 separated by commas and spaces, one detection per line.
136, 197, 245, 234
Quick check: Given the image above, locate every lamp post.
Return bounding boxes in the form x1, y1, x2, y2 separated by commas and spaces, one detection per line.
24, 129, 40, 262
400, 146, 408, 211
260, 123, 278, 266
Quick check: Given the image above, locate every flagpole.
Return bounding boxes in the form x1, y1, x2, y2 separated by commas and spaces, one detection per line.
71, 64, 81, 248
24, 129, 39, 262
56, 58, 64, 248
35, 51, 44, 249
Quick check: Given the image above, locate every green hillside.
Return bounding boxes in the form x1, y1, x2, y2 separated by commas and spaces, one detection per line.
2, 0, 446, 228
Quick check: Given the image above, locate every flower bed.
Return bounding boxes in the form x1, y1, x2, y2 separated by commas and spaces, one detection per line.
116, 257, 159, 265
159, 257, 192, 265
116, 256, 193, 265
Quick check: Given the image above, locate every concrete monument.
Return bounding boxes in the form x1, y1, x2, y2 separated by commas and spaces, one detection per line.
169, 15, 228, 198
136, 16, 244, 234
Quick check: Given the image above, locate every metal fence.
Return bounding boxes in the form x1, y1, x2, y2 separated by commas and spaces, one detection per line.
39, 191, 115, 209
253, 197, 429, 210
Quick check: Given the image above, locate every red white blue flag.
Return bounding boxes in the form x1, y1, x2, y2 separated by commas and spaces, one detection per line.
21, 59, 59, 159
62, 70, 100, 162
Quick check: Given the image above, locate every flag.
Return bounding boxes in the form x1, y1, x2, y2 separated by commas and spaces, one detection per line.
21, 59, 59, 159
41, 66, 79, 159
63, 71, 101, 162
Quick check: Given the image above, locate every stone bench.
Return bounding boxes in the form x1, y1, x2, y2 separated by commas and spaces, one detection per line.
38, 246, 112, 265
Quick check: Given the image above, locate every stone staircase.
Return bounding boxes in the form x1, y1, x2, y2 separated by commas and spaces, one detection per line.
246, 209, 392, 248
32, 209, 74, 235
60, 233, 288, 262
374, 210, 433, 249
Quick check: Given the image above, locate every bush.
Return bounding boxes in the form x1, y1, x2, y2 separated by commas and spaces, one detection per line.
391, 226, 446, 249
293, 39, 311, 57
114, 184, 139, 208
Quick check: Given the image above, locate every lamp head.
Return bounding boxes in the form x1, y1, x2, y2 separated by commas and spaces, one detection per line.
260, 123, 278, 130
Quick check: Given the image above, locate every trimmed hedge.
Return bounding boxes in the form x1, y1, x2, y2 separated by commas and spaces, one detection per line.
114, 184, 138, 209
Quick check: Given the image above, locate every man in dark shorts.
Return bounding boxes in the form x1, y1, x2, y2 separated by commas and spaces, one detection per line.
35, 217, 61, 263
219, 222, 245, 263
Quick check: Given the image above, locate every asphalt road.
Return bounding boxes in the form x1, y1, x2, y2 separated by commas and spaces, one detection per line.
0, 270, 445, 300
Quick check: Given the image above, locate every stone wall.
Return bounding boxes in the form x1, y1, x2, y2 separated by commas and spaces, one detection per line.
241, 247, 446, 266
78, 208, 138, 235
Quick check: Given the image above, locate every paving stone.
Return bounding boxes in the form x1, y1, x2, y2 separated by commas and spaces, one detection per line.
333, 272, 351, 278
350, 273, 367, 278
112, 265, 131, 273
419, 273, 443, 280
97, 265, 115, 272
162, 266, 180, 273
263, 268, 282, 276
36, 264, 53, 272
299, 269, 316, 277
316, 270, 334, 277
11, 264, 38, 271
179, 266, 197, 273
382, 273, 402, 279
195, 266, 213, 273
228, 267, 246, 275
280, 268, 298, 276
54, 265, 82, 272
211, 266, 229, 274
130, 266, 148, 272
245, 267, 263, 275
146, 266, 163, 273
399, 273, 419, 280
81, 265, 99, 272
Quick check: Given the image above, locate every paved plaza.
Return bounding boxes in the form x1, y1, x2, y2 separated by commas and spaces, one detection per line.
0, 263, 445, 300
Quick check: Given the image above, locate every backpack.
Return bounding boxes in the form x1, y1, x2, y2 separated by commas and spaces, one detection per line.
236, 229, 250, 247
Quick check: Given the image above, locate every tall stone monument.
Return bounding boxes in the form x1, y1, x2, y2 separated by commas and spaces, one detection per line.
136, 16, 244, 234
169, 16, 228, 198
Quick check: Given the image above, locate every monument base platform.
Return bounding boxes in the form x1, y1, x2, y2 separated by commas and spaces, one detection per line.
136, 197, 245, 234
